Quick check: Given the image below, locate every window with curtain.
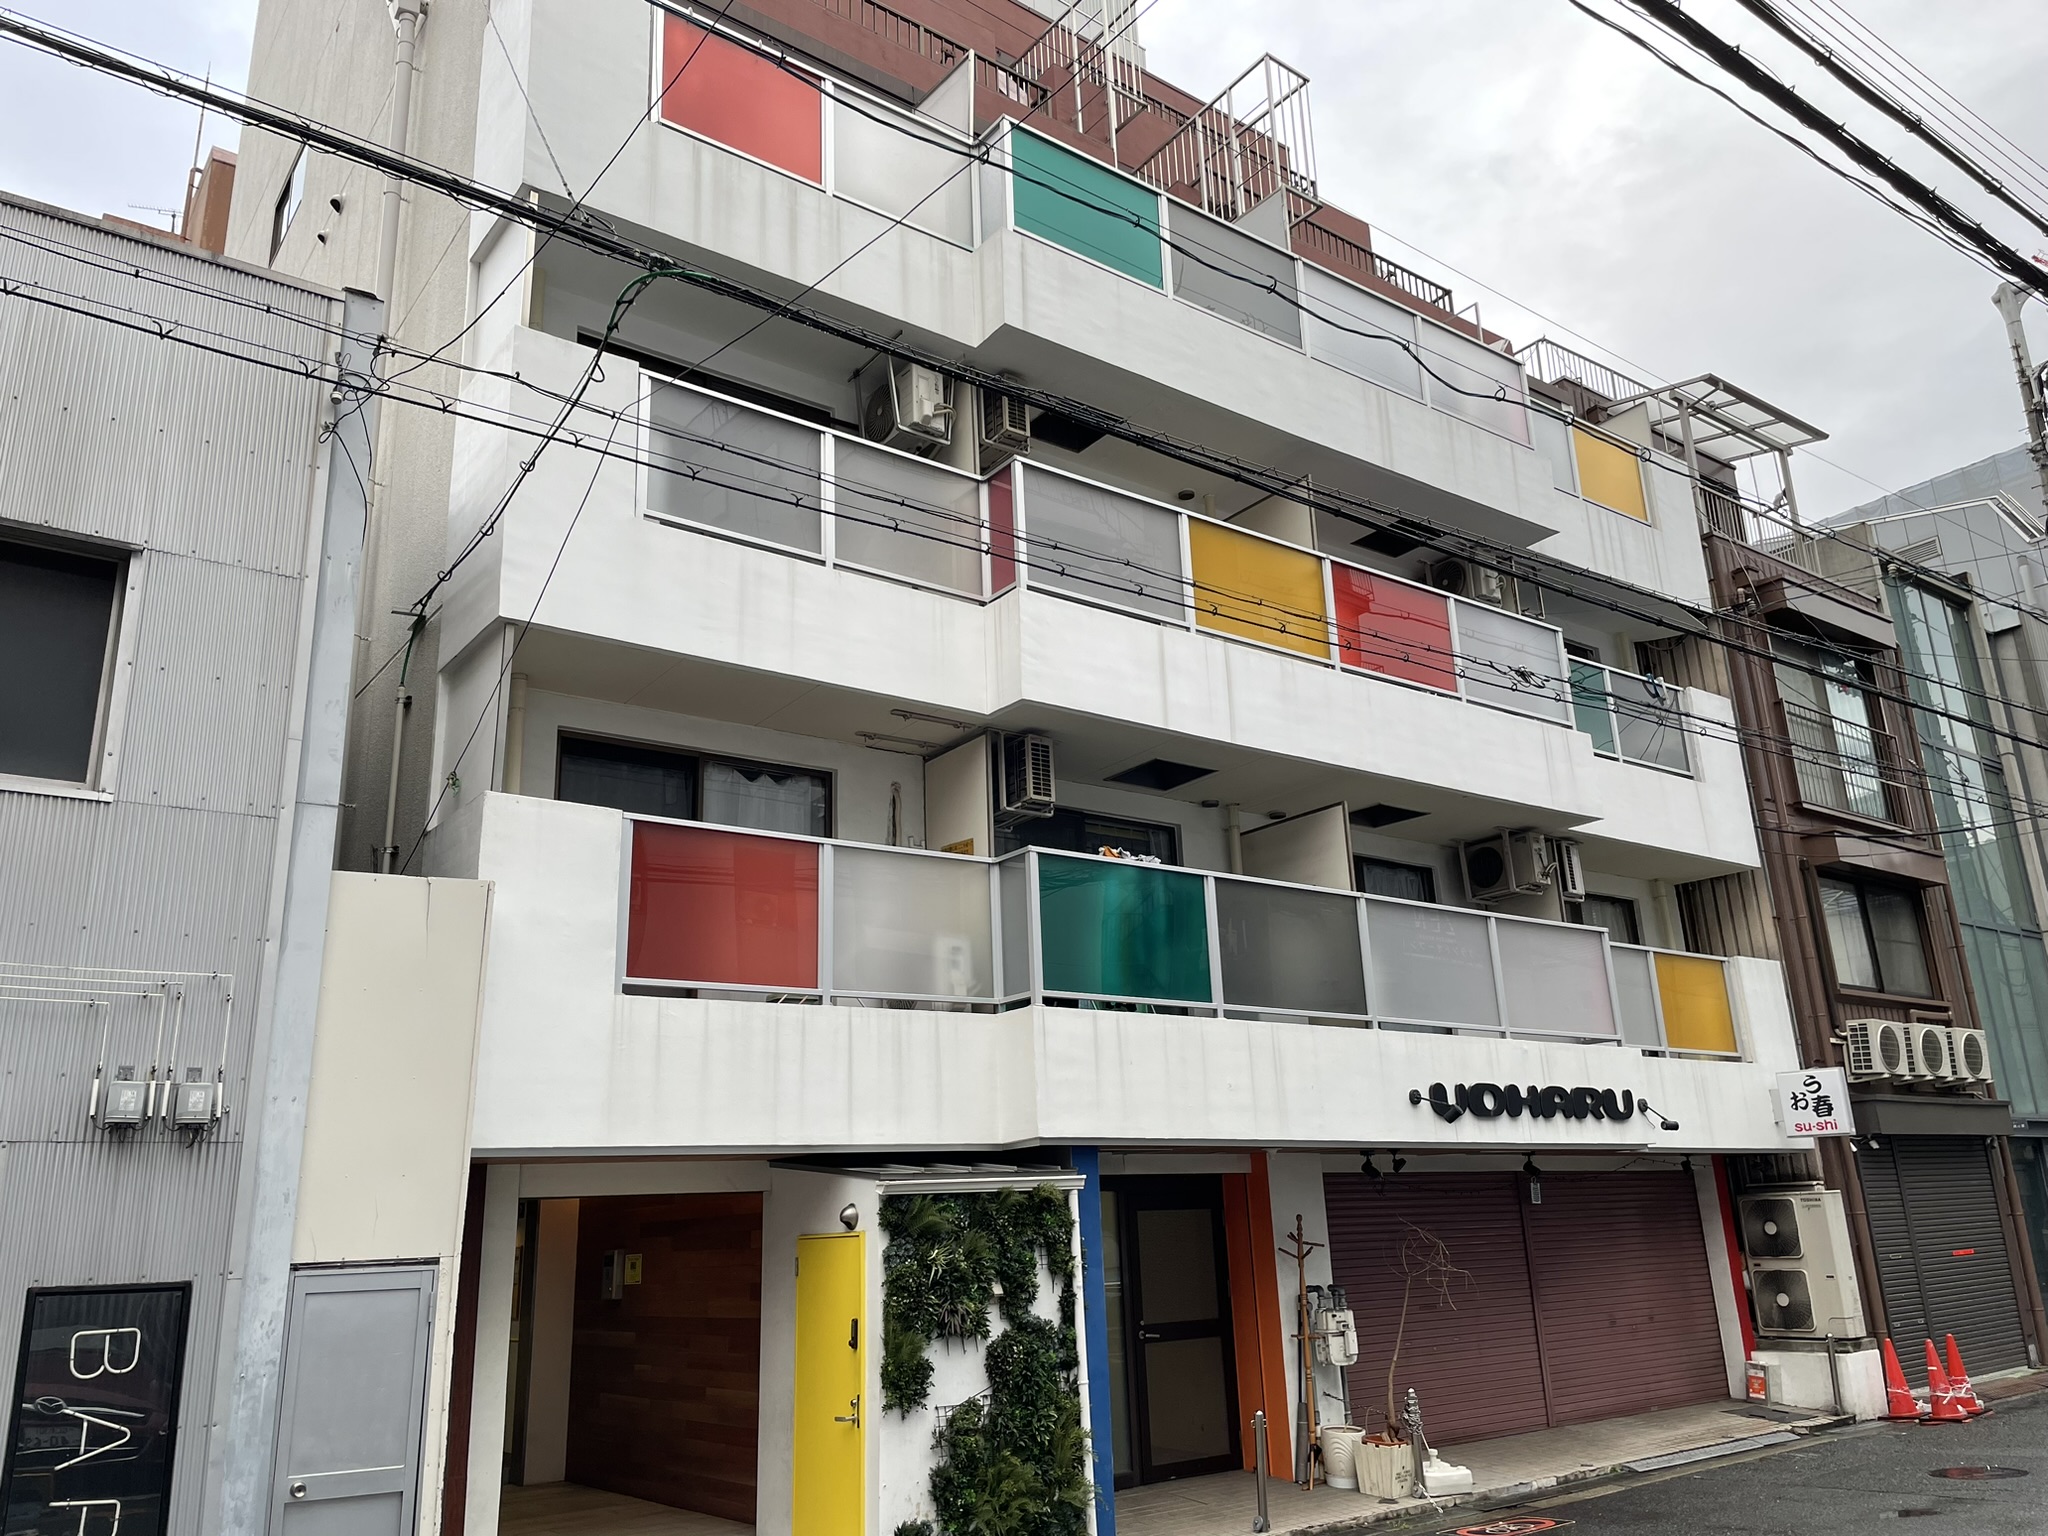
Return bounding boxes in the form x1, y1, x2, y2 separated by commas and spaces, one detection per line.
1817, 874, 1933, 996
1354, 856, 1436, 904
1570, 893, 1641, 945
1773, 634, 1889, 820
557, 734, 830, 836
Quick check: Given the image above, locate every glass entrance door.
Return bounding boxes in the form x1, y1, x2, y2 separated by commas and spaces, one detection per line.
1106, 1176, 1240, 1484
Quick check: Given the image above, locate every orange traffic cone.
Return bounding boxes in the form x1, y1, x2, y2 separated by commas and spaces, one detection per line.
1942, 1334, 1988, 1416
1924, 1339, 1971, 1422
1881, 1338, 1926, 1420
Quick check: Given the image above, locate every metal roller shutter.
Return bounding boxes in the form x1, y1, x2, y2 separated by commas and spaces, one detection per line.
1324, 1171, 1731, 1445
1524, 1173, 1732, 1424
1857, 1137, 2029, 1384
1323, 1173, 1548, 1443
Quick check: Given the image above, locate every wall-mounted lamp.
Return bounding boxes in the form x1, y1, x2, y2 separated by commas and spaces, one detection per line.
839, 1203, 860, 1231
1522, 1153, 1542, 1205
1638, 1098, 1681, 1131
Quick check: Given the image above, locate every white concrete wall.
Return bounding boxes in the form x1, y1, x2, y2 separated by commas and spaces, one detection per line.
296, 872, 492, 1536
433, 330, 1757, 877
456, 792, 1806, 1160
467, 0, 1724, 610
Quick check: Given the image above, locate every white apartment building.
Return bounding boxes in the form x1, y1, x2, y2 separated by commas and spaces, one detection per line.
224, 1, 1851, 1532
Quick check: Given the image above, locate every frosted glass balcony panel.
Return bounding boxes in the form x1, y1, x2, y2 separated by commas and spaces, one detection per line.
1017, 466, 1186, 622
1611, 945, 1663, 1049
831, 96, 973, 245
832, 847, 992, 998
832, 440, 984, 595
1455, 601, 1571, 722
1497, 919, 1617, 1038
1216, 879, 1367, 1016
1364, 901, 1500, 1029
646, 386, 823, 553
626, 822, 818, 988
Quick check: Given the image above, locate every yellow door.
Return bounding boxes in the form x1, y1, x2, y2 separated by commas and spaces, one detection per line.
793, 1231, 865, 1534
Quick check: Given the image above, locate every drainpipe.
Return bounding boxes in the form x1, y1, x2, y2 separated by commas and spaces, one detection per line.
1225, 803, 1244, 874
365, 0, 425, 869
376, 1, 424, 306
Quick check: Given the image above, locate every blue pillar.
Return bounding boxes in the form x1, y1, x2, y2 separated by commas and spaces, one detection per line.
1074, 1146, 1116, 1536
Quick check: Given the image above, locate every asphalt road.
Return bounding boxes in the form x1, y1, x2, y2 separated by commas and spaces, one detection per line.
1453, 1394, 2048, 1536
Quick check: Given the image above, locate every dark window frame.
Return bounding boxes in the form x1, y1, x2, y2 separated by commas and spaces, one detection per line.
554, 731, 835, 836
1815, 870, 1937, 1000
0, 529, 126, 790
995, 804, 1182, 865
1569, 892, 1642, 945
1354, 855, 1438, 904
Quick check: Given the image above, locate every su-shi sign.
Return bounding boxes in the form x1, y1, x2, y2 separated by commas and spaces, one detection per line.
1776, 1067, 1852, 1137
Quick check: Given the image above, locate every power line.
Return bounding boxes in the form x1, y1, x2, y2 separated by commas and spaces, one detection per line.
1606, 0, 2048, 299
1725, 0, 2048, 242
19, 251, 2048, 853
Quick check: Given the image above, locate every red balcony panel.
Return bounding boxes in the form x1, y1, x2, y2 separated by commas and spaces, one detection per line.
1330, 565, 1456, 692
660, 16, 823, 184
628, 822, 820, 988
988, 464, 1017, 593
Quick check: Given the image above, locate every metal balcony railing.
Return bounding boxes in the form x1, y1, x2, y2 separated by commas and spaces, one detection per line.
620, 819, 1742, 1054
1513, 338, 1650, 406
1781, 699, 1907, 823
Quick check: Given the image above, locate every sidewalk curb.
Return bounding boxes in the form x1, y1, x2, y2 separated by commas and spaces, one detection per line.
1288, 1412, 1857, 1535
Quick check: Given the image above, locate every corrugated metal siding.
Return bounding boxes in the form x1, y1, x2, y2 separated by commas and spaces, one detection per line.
0, 197, 339, 1536
1525, 1173, 1729, 1424
118, 552, 305, 814
1325, 1172, 1728, 1443
1325, 1173, 1549, 1442
0, 1138, 244, 1536
0, 200, 330, 573
1857, 1138, 2029, 1384
1678, 870, 1783, 962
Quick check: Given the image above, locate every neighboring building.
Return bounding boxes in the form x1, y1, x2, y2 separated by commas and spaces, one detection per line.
0, 193, 493, 1536
1818, 447, 2048, 1289
1512, 361, 2048, 1402
220, 1, 1929, 1533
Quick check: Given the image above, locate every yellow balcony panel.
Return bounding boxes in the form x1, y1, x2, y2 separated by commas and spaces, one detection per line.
1573, 428, 1650, 521
1655, 951, 1738, 1054
1188, 518, 1330, 659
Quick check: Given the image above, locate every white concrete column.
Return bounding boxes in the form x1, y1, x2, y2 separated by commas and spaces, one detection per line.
464, 1164, 521, 1536
520, 1198, 580, 1484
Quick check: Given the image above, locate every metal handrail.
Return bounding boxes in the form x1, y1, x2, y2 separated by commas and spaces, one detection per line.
1780, 698, 1904, 823
1514, 337, 1651, 405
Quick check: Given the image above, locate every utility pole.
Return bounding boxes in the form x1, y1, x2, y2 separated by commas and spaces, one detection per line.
1994, 284, 2048, 520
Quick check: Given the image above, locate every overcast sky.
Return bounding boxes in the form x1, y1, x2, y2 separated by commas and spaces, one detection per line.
2, 0, 2043, 516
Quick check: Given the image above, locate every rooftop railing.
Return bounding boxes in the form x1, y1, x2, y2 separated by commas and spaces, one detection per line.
621, 819, 1742, 1055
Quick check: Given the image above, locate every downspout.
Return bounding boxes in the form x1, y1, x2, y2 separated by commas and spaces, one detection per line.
363, 0, 426, 869
376, 1, 424, 306
211, 289, 385, 1536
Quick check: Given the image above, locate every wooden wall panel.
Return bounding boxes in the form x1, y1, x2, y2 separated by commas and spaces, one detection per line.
566, 1193, 764, 1524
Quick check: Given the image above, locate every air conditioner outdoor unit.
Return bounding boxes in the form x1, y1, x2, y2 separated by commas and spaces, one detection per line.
979, 382, 1031, 462
862, 360, 955, 449
1950, 1026, 1994, 1083
998, 732, 1056, 821
1737, 1188, 1866, 1339
1906, 1021, 1952, 1082
1426, 556, 1509, 608
1842, 1018, 1909, 1081
1461, 829, 1550, 901
1551, 837, 1586, 901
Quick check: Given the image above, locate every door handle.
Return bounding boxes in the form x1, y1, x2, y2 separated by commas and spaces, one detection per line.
834, 1394, 861, 1427
289, 1483, 308, 1500
1138, 1328, 1163, 1341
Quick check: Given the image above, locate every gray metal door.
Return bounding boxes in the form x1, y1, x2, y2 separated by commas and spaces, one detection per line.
269, 1264, 436, 1535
